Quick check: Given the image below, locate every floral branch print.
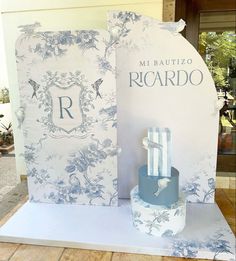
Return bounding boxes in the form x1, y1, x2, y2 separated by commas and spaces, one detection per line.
133, 211, 143, 226
25, 30, 100, 59
145, 211, 170, 235
65, 138, 117, 174
32, 32, 67, 59
172, 240, 199, 258
48, 175, 82, 204
161, 229, 174, 237
183, 176, 216, 203
172, 231, 233, 259
83, 173, 105, 205
28, 168, 50, 185
99, 105, 117, 130
63, 138, 119, 205
97, 56, 114, 75
105, 11, 141, 58
182, 181, 200, 198
18, 23, 116, 76
108, 178, 118, 206
24, 135, 48, 165
182, 154, 217, 203
202, 178, 215, 203
174, 207, 185, 217
18, 22, 41, 35
24, 144, 39, 165
206, 233, 233, 259
75, 30, 99, 51
96, 11, 141, 74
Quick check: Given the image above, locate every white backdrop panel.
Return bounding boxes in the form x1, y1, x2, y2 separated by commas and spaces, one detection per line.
108, 11, 219, 202
16, 29, 118, 206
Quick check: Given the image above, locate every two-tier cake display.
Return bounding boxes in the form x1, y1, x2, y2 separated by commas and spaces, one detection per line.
131, 127, 186, 236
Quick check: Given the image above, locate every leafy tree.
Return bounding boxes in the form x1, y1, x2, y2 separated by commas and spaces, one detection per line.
199, 31, 236, 89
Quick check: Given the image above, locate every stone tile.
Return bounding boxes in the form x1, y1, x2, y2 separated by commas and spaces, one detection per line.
0, 180, 28, 220
229, 177, 236, 189
0, 157, 18, 191
216, 176, 230, 189
0, 185, 15, 200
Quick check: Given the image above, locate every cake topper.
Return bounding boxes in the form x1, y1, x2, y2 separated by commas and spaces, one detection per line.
153, 178, 171, 197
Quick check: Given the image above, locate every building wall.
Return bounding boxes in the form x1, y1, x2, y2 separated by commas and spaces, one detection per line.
163, 0, 175, 21
0, 0, 163, 179
0, 15, 8, 88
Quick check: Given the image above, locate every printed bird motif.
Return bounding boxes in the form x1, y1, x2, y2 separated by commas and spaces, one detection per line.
159, 19, 186, 34
15, 106, 25, 129
154, 178, 171, 197
142, 137, 163, 150
18, 22, 41, 34
215, 98, 225, 111
92, 78, 103, 99
28, 79, 40, 99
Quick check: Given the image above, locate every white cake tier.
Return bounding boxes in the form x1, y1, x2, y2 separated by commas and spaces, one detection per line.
130, 186, 186, 237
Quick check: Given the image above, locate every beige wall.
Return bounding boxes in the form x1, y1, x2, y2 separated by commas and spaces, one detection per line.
0, 0, 163, 179
0, 15, 8, 88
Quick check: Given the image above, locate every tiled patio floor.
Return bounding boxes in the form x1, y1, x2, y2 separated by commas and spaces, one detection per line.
0, 154, 28, 220
0, 155, 18, 199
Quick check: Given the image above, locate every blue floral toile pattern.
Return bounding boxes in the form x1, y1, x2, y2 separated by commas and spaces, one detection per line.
24, 133, 117, 206
171, 231, 233, 259
65, 138, 118, 173
16, 27, 117, 206
107, 11, 141, 49
17, 22, 117, 75
18, 22, 41, 35
182, 176, 215, 203
28, 168, 50, 185
131, 185, 235, 259
17, 25, 100, 60
99, 105, 117, 130
60, 138, 119, 205
181, 154, 216, 203
131, 186, 234, 259
17, 22, 118, 75
145, 211, 170, 235
131, 186, 186, 237
93, 12, 141, 75
108, 12, 141, 42
75, 30, 99, 51
108, 11, 151, 53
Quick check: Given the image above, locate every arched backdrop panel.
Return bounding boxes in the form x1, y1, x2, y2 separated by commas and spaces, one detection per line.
108, 11, 219, 202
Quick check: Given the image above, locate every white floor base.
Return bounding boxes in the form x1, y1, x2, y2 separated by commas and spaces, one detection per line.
0, 200, 235, 260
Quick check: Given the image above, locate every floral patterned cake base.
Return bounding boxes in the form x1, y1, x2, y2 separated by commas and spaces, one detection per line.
0, 200, 235, 260
130, 186, 186, 237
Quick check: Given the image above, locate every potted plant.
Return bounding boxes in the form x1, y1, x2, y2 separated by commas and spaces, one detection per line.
0, 115, 14, 154
0, 88, 10, 103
